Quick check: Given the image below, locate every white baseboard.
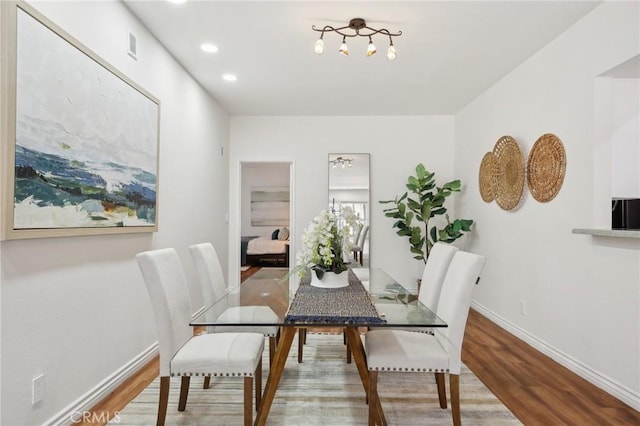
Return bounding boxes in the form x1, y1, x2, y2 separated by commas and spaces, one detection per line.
45, 342, 158, 426
471, 301, 640, 412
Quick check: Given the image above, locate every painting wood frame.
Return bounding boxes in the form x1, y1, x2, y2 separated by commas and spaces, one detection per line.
0, 1, 160, 240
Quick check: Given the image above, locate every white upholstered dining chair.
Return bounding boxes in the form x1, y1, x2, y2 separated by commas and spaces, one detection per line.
136, 248, 265, 426
418, 242, 459, 312
352, 224, 369, 265
365, 250, 486, 426
189, 243, 280, 366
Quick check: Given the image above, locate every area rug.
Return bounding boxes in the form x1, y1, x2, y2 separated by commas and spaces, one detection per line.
113, 334, 521, 425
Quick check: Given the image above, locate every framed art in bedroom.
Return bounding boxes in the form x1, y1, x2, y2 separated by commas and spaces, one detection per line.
0, 1, 160, 240
250, 186, 290, 226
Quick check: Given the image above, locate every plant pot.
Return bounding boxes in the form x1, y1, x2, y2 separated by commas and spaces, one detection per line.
310, 271, 350, 288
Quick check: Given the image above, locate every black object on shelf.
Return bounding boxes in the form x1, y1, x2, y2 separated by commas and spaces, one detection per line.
612, 198, 640, 230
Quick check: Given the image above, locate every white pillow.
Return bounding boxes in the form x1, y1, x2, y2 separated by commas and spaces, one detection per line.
278, 226, 289, 240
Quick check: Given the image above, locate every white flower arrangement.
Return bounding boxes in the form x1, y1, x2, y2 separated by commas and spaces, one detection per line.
293, 206, 361, 280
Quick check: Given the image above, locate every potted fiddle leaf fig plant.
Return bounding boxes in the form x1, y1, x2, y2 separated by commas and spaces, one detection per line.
379, 163, 473, 263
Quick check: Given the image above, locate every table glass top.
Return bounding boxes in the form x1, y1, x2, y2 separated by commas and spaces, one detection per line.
190, 267, 447, 328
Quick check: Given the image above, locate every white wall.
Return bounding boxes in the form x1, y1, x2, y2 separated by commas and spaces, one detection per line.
612, 79, 640, 198
241, 163, 290, 238
229, 116, 457, 290
455, 1, 640, 408
1, 1, 229, 424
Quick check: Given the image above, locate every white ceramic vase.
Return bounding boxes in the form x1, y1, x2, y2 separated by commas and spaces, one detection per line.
310, 271, 350, 288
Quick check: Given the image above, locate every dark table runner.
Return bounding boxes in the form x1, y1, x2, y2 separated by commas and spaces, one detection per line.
285, 269, 386, 325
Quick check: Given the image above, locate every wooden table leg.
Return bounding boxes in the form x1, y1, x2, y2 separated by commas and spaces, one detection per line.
255, 326, 296, 426
344, 327, 369, 396
344, 327, 387, 426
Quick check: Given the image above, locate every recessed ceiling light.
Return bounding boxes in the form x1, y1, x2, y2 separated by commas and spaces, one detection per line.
222, 74, 237, 82
166, 0, 187, 4
200, 43, 219, 53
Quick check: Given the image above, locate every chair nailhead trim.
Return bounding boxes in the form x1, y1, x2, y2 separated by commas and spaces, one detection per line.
368, 367, 449, 373
171, 372, 254, 377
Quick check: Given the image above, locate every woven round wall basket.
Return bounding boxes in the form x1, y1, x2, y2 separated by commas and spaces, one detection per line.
527, 133, 566, 202
492, 135, 525, 211
478, 152, 495, 202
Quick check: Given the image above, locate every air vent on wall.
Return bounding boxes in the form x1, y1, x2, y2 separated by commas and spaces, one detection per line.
127, 32, 137, 60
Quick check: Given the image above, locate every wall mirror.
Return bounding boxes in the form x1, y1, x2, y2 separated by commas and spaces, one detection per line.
328, 153, 370, 266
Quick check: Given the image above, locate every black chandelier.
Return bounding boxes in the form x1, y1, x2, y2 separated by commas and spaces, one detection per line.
312, 18, 402, 60
329, 156, 353, 168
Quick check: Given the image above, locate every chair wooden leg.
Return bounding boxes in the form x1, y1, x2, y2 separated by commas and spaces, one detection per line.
203, 376, 211, 389
368, 370, 379, 426
177, 376, 190, 411
297, 328, 305, 363
157, 376, 170, 426
450, 374, 461, 426
369, 370, 387, 426
435, 372, 447, 408
255, 359, 262, 410
244, 376, 253, 426
269, 336, 276, 366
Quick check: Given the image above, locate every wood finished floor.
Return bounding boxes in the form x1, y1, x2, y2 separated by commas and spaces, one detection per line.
78, 266, 640, 425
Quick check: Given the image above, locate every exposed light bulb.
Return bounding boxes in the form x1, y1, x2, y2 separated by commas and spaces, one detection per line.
367, 38, 377, 57
339, 37, 349, 56
387, 44, 397, 61
314, 38, 324, 55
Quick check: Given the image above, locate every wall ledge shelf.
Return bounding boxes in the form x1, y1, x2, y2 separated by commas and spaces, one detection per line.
572, 228, 640, 238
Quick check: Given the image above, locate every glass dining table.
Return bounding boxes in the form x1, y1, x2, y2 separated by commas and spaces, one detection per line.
190, 268, 447, 426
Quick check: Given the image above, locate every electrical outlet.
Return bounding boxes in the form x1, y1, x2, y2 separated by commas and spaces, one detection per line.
520, 300, 526, 316
32, 374, 45, 404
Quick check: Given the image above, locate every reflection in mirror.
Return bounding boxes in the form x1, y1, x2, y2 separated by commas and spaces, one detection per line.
329, 153, 370, 267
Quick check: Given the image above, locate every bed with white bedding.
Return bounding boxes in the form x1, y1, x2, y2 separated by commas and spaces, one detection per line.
242, 236, 289, 267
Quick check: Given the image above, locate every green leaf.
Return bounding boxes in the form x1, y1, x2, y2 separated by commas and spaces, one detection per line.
442, 180, 461, 191
416, 163, 426, 179
430, 226, 437, 244
410, 247, 423, 255
407, 198, 422, 212
421, 203, 431, 220
460, 219, 474, 231
405, 211, 413, 225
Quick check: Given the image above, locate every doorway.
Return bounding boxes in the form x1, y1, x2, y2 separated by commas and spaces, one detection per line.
238, 162, 293, 281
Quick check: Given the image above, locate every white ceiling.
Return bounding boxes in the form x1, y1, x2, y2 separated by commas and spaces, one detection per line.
123, 0, 601, 116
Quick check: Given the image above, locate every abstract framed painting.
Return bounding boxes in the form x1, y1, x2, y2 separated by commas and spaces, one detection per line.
251, 187, 290, 226
1, 1, 160, 239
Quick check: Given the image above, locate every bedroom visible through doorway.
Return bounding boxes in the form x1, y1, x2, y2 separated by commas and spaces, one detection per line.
240, 162, 292, 278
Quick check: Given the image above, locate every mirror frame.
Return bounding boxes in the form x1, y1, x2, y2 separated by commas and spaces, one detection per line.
328, 153, 370, 266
